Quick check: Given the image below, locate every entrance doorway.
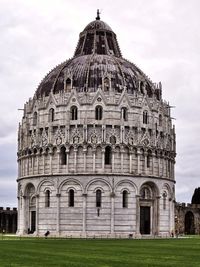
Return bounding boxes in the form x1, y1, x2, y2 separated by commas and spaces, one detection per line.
31, 211, 36, 233
140, 206, 150, 234
185, 211, 195, 234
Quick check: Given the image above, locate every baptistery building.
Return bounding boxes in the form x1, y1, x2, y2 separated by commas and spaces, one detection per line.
17, 12, 176, 237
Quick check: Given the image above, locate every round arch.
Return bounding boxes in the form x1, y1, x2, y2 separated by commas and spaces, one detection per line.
115, 179, 138, 195
58, 178, 83, 194
185, 211, 195, 235
85, 178, 112, 194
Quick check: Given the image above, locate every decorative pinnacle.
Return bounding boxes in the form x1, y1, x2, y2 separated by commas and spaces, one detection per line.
96, 9, 100, 20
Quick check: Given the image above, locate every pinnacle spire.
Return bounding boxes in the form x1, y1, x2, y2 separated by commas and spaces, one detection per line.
96, 9, 100, 20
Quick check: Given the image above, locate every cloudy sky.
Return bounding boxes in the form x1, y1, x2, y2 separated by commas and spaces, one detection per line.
0, 0, 199, 207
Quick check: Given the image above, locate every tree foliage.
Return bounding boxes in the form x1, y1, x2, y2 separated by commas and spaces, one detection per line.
191, 187, 200, 204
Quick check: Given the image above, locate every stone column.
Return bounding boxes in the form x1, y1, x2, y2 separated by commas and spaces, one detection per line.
56, 194, 61, 236
158, 156, 160, 176
74, 148, 77, 172
137, 151, 140, 174
22, 196, 26, 234
32, 156, 34, 175
66, 150, 69, 173
18, 159, 20, 178
35, 194, 39, 235
110, 192, 115, 235
49, 152, 52, 174
43, 153, 45, 175
83, 149, 87, 172
112, 149, 115, 173
93, 149, 96, 172
152, 152, 155, 176
144, 152, 147, 175
82, 193, 87, 236
156, 196, 160, 236
57, 150, 60, 173
161, 157, 163, 177
120, 149, 124, 173
102, 148, 105, 172
129, 152, 133, 173
36, 153, 39, 175
24, 157, 26, 176
17, 197, 20, 233
135, 195, 140, 235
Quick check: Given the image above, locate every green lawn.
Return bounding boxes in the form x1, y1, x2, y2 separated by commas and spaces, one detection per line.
0, 236, 200, 267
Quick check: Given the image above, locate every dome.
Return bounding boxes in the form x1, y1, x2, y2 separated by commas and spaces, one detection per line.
36, 55, 154, 98
36, 13, 157, 99
83, 20, 113, 32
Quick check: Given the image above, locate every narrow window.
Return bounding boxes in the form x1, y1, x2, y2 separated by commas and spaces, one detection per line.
143, 111, 148, 124
33, 112, 37, 126
60, 146, 66, 165
147, 152, 151, 168
110, 136, 116, 145
66, 78, 71, 91
168, 159, 171, 174
121, 107, 128, 121
45, 190, 50, 208
71, 106, 78, 120
105, 146, 112, 165
159, 114, 162, 126
97, 208, 100, 217
95, 106, 103, 120
96, 189, 102, 207
140, 187, 151, 199
122, 190, 128, 208
49, 108, 55, 122
163, 192, 167, 210
69, 189, 74, 207
104, 77, 109, 91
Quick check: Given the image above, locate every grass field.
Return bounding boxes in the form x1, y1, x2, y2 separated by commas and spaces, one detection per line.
0, 236, 200, 267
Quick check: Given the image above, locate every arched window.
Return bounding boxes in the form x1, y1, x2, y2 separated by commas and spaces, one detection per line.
143, 111, 148, 124
96, 189, 102, 207
168, 159, 171, 174
45, 190, 50, 208
95, 106, 103, 120
69, 189, 74, 207
159, 114, 162, 126
147, 151, 151, 168
104, 77, 110, 91
60, 146, 66, 165
163, 192, 167, 210
122, 190, 128, 208
66, 78, 71, 91
140, 186, 152, 200
121, 107, 128, 121
49, 108, 55, 122
110, 136, 116, 145
105, 146, 112, 165
70, 106, 78, 120
33, 112, 37, 126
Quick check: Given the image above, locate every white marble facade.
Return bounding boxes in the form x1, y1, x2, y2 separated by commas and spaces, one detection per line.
17, 15, 176, 237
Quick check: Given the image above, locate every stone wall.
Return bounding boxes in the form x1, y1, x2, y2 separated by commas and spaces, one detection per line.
0, 207, 17, 233
175, 203, 200, 235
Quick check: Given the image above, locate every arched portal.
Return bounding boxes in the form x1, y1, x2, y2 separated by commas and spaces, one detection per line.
139, 182, 158, 235
25, 183, 36, 233
185, 211, 195, 234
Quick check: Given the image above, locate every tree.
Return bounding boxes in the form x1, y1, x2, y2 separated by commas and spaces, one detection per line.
191, 187, 200, 204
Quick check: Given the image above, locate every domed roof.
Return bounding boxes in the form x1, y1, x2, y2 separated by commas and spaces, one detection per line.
84, 20, 113, 32
35, 12, 156, 99
36, 55, 153, 98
